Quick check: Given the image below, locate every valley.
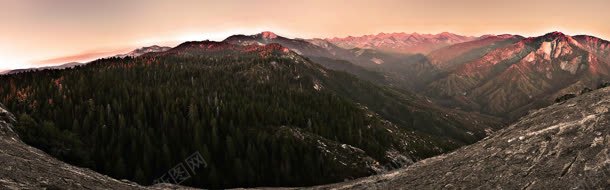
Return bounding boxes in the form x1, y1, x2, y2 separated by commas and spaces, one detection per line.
0, 39, 501, 188
2, 1, 610, 189
1, 30, 609, 189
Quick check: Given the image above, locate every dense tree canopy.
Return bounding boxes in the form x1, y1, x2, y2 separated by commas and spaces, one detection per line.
0, 44, 499, 188
0, 50, 428, 188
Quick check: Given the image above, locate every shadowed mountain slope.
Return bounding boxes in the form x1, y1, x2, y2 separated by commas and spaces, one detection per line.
316, 86, 610, 190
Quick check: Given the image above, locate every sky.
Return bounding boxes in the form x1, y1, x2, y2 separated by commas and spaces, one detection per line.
1, 0, 609, 71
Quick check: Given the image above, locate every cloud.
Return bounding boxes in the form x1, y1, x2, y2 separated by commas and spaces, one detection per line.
34, 47, 133, 65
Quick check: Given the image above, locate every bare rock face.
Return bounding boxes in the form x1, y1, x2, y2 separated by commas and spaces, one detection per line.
316, 87, 610, 189
0, 104, 190, 189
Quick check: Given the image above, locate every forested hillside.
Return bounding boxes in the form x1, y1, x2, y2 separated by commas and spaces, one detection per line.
0, 42, 500, 188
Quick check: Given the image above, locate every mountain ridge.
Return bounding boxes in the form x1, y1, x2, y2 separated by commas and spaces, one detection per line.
2, 30, 610, 189
115, 45, 171, 58
424, 31, 610, 119
315, 86, 610, 189
325, 32, 477, 54
1, 62, 84, 75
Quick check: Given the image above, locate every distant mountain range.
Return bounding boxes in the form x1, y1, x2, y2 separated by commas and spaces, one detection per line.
224, 32, 444, 90
9, 31, 609, 121
224, 31, 610, 121
1, 30, 609, 189
1, 62, 84, 75
5, 31, 609, 121
326, 32, 477, 54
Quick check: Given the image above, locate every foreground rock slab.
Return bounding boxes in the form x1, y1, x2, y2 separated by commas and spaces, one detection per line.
315, 88, 610, 189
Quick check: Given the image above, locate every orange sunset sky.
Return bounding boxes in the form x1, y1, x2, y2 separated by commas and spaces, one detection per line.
1, 0, 609, 71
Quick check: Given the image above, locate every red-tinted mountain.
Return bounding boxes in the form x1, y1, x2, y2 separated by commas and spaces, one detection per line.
224, 32, 445, 90
326, 32, 477, 54
427, 34, 524, 71
223, 31, 340, 58
425, 32, 610, 119
573, 35, 610, 63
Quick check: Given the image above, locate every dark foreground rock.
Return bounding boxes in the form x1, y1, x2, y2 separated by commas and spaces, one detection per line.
315, 87, 610, 189
0, 105, 192, 190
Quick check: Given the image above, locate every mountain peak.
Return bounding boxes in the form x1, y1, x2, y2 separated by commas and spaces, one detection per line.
543, 31, 568, 39
259, 31, 278, 39
438, 32, 453, 36
520, 31, 573, 44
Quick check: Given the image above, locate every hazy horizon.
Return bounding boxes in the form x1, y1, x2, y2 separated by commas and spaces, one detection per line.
1, 0, 609, 71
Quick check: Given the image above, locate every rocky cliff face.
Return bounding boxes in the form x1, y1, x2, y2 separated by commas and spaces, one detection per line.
0, 105, 187, 189
316, 87, 610, 189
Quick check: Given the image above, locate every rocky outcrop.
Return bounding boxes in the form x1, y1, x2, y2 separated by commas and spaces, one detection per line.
316, 87, 610, 189
0, 105, 189, 189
